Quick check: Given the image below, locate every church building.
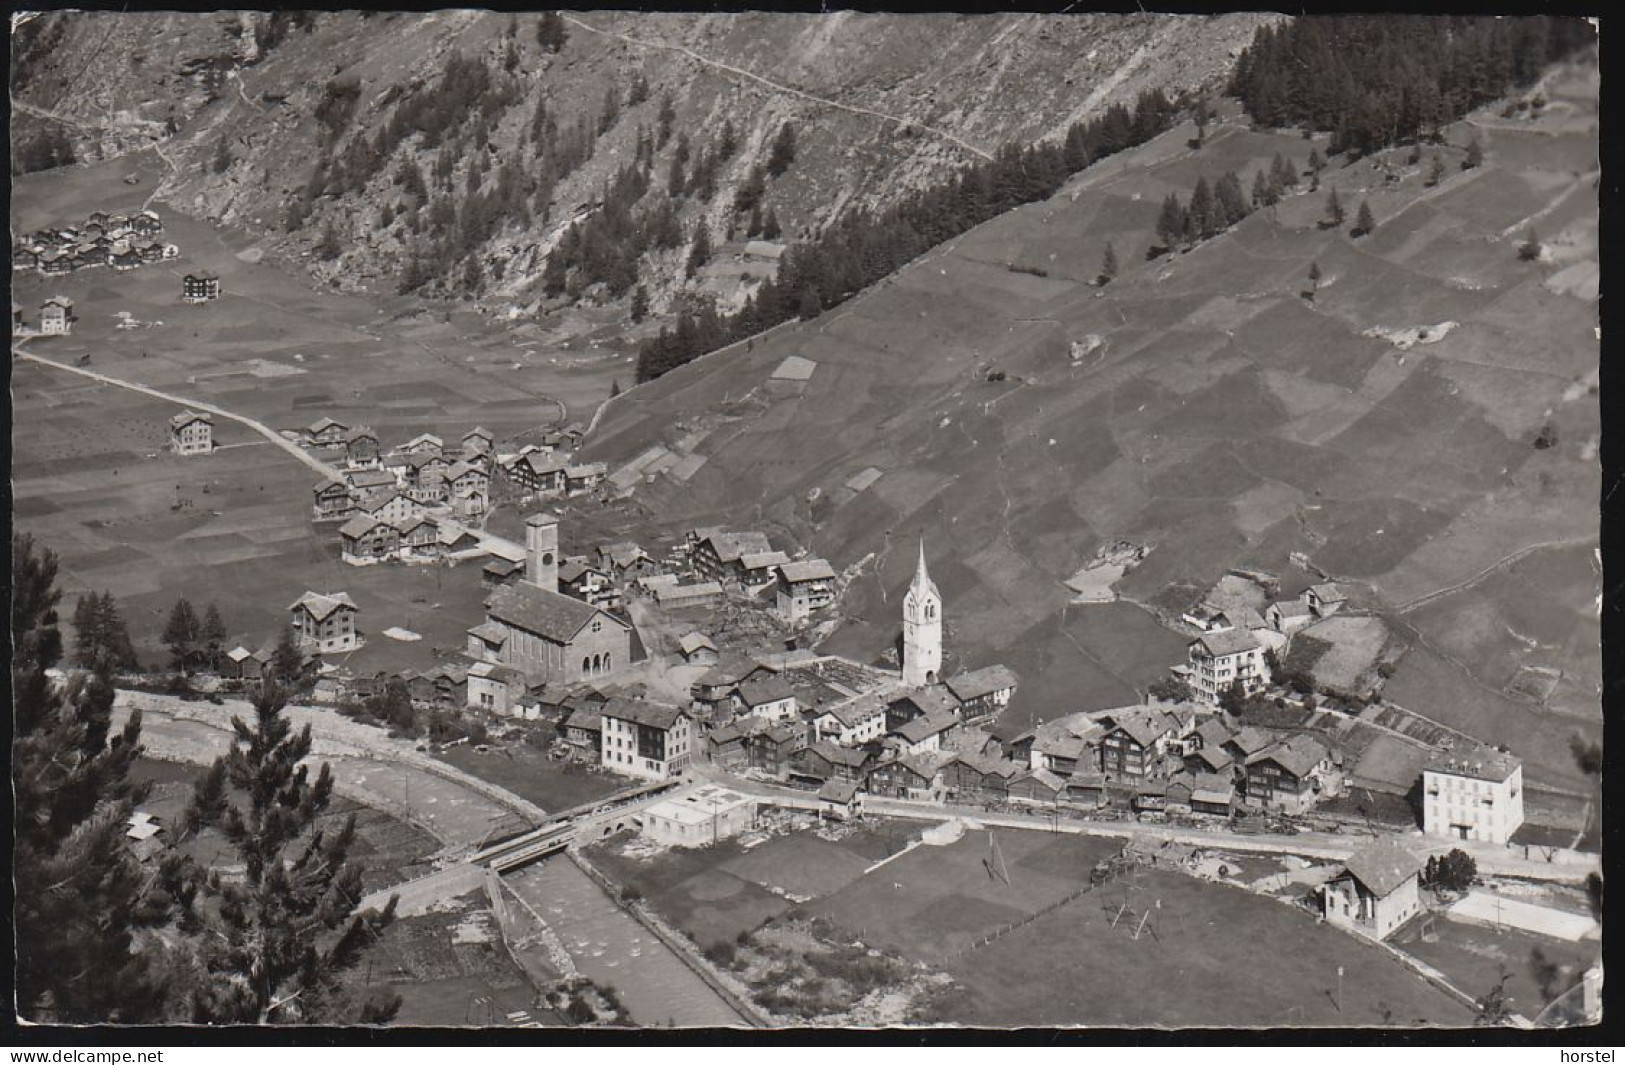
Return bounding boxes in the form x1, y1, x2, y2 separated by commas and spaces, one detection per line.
902, 541, 943, 687
468, 512, 632, 684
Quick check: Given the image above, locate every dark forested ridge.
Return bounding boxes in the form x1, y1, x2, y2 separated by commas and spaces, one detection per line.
635, 89, 1180, 382
1230, 15, 1596, 156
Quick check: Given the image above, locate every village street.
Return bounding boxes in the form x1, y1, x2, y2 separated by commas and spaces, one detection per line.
699, 767, 1599, 885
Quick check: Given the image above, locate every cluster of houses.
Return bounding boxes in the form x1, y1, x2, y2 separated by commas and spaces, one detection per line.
1171, 578, 1351, 705
12, 209, 175, 276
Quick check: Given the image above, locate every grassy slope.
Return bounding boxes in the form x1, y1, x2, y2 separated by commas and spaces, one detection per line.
584, 69, 1599, 787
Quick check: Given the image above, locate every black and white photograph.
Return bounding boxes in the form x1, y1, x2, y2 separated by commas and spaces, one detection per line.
9, 8, 1604, 1035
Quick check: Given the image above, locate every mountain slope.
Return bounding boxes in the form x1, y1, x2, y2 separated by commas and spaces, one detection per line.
12, 10, 1268, 317
582, 63, 1600, 788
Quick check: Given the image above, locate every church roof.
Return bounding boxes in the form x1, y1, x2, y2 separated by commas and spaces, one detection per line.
485, 583, 624, 644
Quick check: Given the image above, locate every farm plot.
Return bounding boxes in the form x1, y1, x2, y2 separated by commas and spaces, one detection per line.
1390, 918, 1597, 1024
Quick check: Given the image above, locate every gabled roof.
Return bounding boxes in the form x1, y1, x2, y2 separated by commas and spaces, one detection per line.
599, 541, 648, 568
600, 695, 688, 730
1102, 707, 1175, 749
1194, 629, 1261, 658
467, 621, 509, 647
393, 514, 436, 535
653, 581, 723, 603
677, 632, 716, 656
564, 705, 602, 732
445, 460, 484, 482
1271, 599, 1315, 619
703, 530, 773, 563
339, 514, 384, 539
949, 752, 1021, 781
463, 425, 493, 441
1227, 726, 1274, 756
169, 409, 212, 429
890, 686, 960, 718
1309, 582, 1348, 603
818, 779, 859, 803
696, 654, 762, 688
895, 712, 958, 744
739, 550, 792, 572
1341, 839, 1424, 898
738, 674, 795, 707
485, 583, 624, 644
289, 591, 357, 621
806, 741, 871, 769
1252, 733, 1329, 778
515, 451, 567, 476
558, 559, 604, 585
347, 469, 396, 489
945, 664, 1019, 702
306, 416, 347, 434
225, 645, 265, 663
778, 558, 837, 584
816, 692, 888, 729
1193, 746, 1234, 773
1196, 718, 1234, 750
565, 462, 607, 478
345, 425, 377, 443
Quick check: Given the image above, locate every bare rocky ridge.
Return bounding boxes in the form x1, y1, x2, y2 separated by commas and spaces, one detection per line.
11, 10, 1271, 318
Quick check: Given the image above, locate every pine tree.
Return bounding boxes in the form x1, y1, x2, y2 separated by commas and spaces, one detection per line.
1305, 260, 1322, 301
535, 12, 568, 53
14, 535, 176, 1023
746, 204, 764, 239
201, 604, 228, 673
734, 163, 766, 215
269, 627, 307, 689
1251, 169, 1272, 208
1186, 176, 1216, 242
185, 682, 400, 1023
1427, 153, 1446, 187
163, 598, 201, 673
685, 222, 711, 279
610, 378, 622, 398
315, 219, 341, 262
629, 284, 649, 322
717, 119, 738, 161
1464, 136, 1484, 169
1306, 148, 1323, 176
211, 138, 232, 175
1215, 171, 1250, 229
1155, 192, 1185, 252
766, 123, 797, 177
463, 254, 485, 295
1354, 199, 1376, 237
1323, 186, 1345, 228
627, 72, 650, 108
761, 207, 782, 241
1098, 242, 1118, 286
1518, 227, 1542, 262
655, 92, 676, 149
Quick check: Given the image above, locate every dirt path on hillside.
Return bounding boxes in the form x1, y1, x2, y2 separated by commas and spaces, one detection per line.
561, 13, 994, 162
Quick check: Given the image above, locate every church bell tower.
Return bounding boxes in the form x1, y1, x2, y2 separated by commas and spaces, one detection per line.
902, 539, 943, 687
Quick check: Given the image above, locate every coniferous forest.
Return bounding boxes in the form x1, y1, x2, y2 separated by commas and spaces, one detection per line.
1229, 15, 1595, 156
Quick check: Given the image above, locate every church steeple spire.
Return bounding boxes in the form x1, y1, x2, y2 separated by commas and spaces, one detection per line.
902, 536, 942, 687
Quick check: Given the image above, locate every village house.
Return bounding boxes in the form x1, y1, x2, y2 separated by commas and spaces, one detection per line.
112, 245, 142, 271
40, 296, 74, 335
394, 514, 441, 559
561, 703, 604, 761
689, 656, 762, 717
652, 581, 725, 611
941, 752, 1022, 803
470, 513, 632, 685
1186, 718, 1237, 775
945, 664, 1020, 720
1013, 717, 1100, 776
131, 209, 163, 236
1222, 725, 1275, 765
600, 695, 694, 781
38, 251, 70, 276
222, 645, 268, 682
357, 490, 422, 529
305, 417, 350, 448
643, 786, 758, 847
1180, 603, 1237, 633
403, 452, 449, 500
793, 741, 873, 787
891, 712, 959, 756
312, 479, 356, 521
1306, 582, 1349, 617
677, 632, 718, 665
182, 272, 220, 303
558, 558, 620, 610
466, 660, 526, 717
13, 245, 38, 270
1422, 747, 1525, 844
344, 426, 381, 468
775, 558, 838, 623
597, 542, 658, 582
168, 410, 214, 456
1178, 629, 1270, 705
1009, 767, 1069, 805
564, 462, 607, 495
817, 779, 863, 821
339, 514, 400, 564
885, 685, 960, 731
1097, 707, 1181, 781
482, 557, 525, 589
808, 692, 888, 747
1266, 598, 1316, 634
1244, 733, 1333, 813
1319, 839, 1425, 941
507, 451, 568, 496
137, 239, 165, 264
446, 461, 490, 517
737, 673, 799, 724
691, 529, 775, 584
866, 754, 943, 800
288, 591, 361, 654
1065, 769, 1110, 807
461, 426, 494, 456
400, 433, 443, 455
738, 550, 791, 591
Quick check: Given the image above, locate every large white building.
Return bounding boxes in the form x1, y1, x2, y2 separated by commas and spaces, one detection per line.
600, 695, 694, 781
1422, 747, 1525, 845
901, 541, 942, 687
169, 410, 214, 456
641, 785, 756, 847
1178, 629, 1269, 704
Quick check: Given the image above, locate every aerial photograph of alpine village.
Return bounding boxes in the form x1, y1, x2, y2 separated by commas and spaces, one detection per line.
8, 9, 1604, 1039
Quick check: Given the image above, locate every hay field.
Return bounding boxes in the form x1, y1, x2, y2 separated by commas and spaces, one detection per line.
584, 70, 1598, 785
